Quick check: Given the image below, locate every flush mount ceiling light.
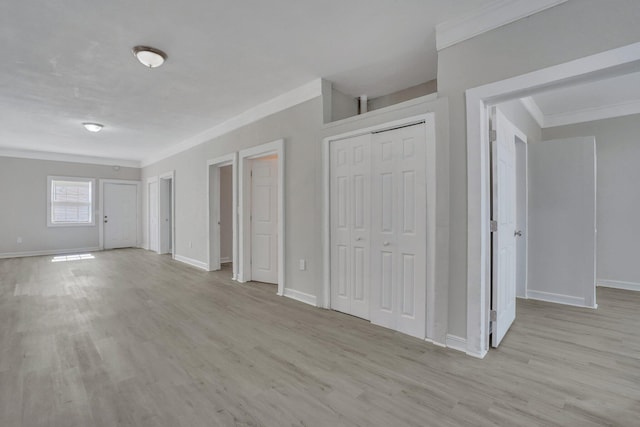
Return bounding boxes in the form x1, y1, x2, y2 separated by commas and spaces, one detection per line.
83, 122, 103, 132
132, 45, 167, 68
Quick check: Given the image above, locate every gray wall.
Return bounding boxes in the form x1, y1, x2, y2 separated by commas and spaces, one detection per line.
0, 156, 140, 256
219, 165, 233, 261
543, 114, 640, 285
331, 88, 358, 122
437, 0, 640, 338
369, 80, 437, 112
142, 98, 324, 297
527, 137, 597, 307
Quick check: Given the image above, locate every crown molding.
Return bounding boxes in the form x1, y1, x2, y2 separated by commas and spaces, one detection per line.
0, 147, 140, 168
543, 99, 640, 128
141, 79, 323, 167
520, 97, 545, 128
436, 0, 568, 51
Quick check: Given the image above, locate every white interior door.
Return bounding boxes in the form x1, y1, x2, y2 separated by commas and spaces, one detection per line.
104, 183, 138, 249
148, 181, 159, 252
527, 137, 597, 308
370, 123, 427, 339
491, 108, 517, 347
251, 157, 278, 284
330, 134, 371, 320
159, 178, 172, 254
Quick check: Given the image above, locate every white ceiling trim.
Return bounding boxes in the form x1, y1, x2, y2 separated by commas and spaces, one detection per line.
544, 99, 640, 128
436, 0, 568, 51
0, 148, 140, 168
519, 97, 545, 128
521, 95, 640, 128
141, 79, 323, 168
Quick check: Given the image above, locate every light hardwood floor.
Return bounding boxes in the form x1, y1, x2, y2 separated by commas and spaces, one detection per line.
1, 249, 639, 426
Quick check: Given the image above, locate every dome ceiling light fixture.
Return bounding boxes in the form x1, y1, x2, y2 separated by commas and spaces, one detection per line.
83, 122, 104, 133
132, 45, 167, 68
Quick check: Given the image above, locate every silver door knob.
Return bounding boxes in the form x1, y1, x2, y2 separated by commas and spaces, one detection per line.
383, 241, 390, 246
514, 230, 522, 237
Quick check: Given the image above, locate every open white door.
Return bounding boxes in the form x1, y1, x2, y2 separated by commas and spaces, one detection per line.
148, 180, 159, 252
159, 178, 172, 254
250, 157, 278, 284
490, 108, 517, 347
104, 183, 138, 249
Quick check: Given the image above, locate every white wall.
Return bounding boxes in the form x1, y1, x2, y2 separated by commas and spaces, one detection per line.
142, 98, 324, 297
219, 165, 233, 262
543, 114, 640, 287
527, 137, 597, 308
0, 156, 140, 256
437, 0, 640, 338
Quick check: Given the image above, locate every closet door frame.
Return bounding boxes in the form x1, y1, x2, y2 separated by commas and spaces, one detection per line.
323, 113, 438, 342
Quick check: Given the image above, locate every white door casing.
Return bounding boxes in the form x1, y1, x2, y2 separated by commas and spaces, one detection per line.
490, 108, 517, 347
104, 183, 138, 249
370, 123, 427, 339
148, 179, 159, 252
250, 157, 278, 284
330, 134, 371, 320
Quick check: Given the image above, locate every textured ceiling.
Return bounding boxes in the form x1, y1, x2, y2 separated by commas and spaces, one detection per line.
0, 0, 493, 163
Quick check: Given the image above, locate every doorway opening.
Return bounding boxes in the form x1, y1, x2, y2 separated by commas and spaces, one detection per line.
238, 139, 285, 296
466, 42, 640, 357
158, 171, 175, 258
207, 153, 237, 279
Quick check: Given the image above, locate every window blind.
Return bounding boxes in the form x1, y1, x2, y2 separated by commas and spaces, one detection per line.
50, 180, 93, 224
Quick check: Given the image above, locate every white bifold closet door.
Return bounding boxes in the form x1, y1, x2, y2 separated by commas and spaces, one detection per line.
330, 123, 427, 339
370, 124, 427, 339
330, 134, 371, 320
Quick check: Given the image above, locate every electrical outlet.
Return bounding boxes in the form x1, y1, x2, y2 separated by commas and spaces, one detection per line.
17, 237, 22, 244
299, 259, 306, 271
189, 241, 193, 248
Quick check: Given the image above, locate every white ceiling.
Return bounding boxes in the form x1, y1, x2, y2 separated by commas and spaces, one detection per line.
529, 71, 640, 127
0, 0, 494, 164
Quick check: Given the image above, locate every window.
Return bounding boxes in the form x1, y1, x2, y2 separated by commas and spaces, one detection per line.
47, 176, 95, 226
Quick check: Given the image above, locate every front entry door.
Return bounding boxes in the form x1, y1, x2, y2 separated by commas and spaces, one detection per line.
104, 183, 138, 249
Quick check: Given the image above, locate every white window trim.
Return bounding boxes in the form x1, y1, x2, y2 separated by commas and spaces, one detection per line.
47, 176, 96, 227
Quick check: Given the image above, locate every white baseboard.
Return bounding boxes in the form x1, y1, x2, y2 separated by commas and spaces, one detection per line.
220, 257, 231, 264
598, 279, 640, 292
445, 334, 467, 353
526, 290, 589, 307
283, 288, 318, 307
174, 254, 209, 271
0, 247, 101, 260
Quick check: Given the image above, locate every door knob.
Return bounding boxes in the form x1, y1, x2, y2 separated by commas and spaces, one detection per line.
514, 230, 522, 237
355, 237, 363, 241
383, 241, 390, 246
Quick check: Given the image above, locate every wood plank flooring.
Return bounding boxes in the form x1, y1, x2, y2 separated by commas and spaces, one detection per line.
1, 248, 639, 426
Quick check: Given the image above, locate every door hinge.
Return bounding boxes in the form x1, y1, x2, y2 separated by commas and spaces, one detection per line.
490, 310, 497, 322
490, 130, 497, 142
490, 220, 498, 232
